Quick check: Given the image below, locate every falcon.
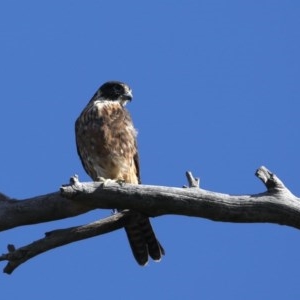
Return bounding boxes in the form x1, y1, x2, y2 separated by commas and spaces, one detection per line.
75, 81, 164, 265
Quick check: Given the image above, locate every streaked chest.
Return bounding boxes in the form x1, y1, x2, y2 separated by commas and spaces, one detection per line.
76, 100, 138, 175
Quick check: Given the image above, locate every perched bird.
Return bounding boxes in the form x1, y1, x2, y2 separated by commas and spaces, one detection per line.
75, 81, 164, 265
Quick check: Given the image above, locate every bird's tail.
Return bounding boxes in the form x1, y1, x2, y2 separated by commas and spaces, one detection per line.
124, 214, 164, 266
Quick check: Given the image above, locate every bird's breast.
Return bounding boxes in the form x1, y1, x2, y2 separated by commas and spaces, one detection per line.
76, 101, 138, 182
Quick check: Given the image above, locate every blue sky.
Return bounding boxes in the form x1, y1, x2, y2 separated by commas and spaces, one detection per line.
0, 1, 299, 299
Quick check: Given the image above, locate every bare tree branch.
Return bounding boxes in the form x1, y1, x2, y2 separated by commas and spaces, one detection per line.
0, 190, 93, 231
60, 166, 300, 228
0, 210, 136, 274
184, 171, 200, 188
0, 166, 299, 274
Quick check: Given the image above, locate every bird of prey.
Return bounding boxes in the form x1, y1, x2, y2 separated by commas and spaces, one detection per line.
75, 81, 164, 265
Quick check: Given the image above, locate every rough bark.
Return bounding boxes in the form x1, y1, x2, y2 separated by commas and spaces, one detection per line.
0, 166, 299, 274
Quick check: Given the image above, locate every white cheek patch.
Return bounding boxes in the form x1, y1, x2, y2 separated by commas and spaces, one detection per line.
122, 100, 129, 106
94, 100, 111, 108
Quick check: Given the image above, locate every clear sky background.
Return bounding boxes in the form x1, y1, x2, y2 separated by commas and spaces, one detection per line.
0, 1, 299, 299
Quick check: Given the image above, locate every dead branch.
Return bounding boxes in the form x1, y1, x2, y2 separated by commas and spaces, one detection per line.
0, 166, 299, 274
60, 166, 300, 228
0, 210, 136, 274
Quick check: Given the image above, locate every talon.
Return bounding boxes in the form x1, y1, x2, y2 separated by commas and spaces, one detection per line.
96, 177, 109, 187
116, 179, 125, 186
96, 176, 106, 182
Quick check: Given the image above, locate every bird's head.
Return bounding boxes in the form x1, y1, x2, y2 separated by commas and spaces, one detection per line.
93, 81, 133, 106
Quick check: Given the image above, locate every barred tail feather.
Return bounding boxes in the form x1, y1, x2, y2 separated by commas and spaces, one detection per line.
138, 217, 165, 261
124, 215, 164, 266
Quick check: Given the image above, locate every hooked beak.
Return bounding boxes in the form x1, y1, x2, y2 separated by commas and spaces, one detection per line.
122, 89, 133, 101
